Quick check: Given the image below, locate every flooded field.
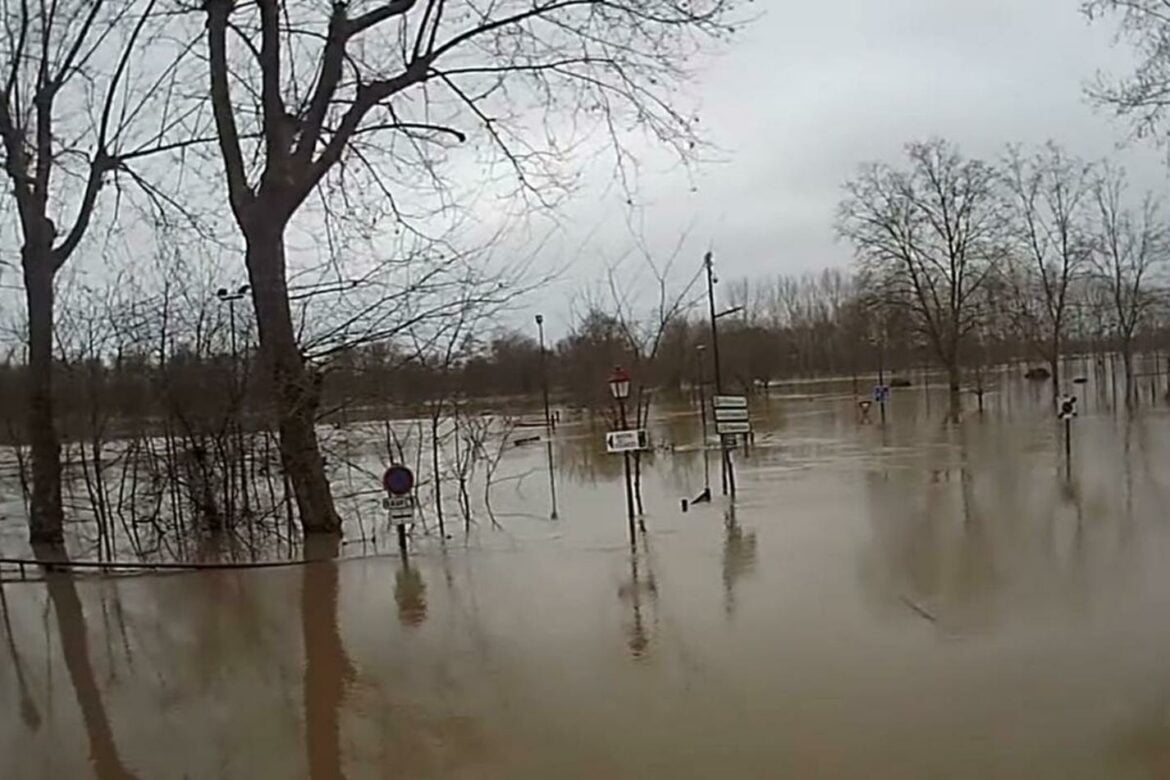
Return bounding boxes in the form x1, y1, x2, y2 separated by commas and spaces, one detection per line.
5, 371, 1170, 778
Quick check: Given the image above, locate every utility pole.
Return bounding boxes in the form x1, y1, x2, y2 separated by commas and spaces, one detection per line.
696, 344, 710, 495
216, 284, 251, 520
704, 252, 733, 496
536, 314, 558, 519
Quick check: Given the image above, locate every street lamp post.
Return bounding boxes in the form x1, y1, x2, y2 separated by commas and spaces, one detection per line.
704, 252, 732, 496
216, 284, 251, 518
696, 344, 710, 494
535, 314, 558, 519
609, 366, 636, 541
877, 327, 887, 425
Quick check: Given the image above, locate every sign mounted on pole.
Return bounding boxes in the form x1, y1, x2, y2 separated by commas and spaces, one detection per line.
713, 394, 751, 436
715, 421, 752, 436
382, 465, 416, 525
872, 385, 890, 403
606, 429, 649, 453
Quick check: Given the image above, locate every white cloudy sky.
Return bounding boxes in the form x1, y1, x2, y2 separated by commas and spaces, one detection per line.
0, 0, 1165, 347
524, 0, 1168, 336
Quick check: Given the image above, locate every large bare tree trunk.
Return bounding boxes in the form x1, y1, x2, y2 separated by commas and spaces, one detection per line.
23, 248, 64, 545
245, 226, 341, 535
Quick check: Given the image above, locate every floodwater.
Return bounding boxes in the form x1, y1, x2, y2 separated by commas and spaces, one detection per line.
6, 369, 1170, 778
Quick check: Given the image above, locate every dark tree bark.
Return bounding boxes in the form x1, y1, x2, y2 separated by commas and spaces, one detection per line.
243, 222, 341, 533
22, 250, 63, 542
0, 0, 187, 544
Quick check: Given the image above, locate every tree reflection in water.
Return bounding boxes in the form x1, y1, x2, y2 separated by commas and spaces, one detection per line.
302, 536, 354, 780
35, 544, 136, 779
0, 577, 41, 732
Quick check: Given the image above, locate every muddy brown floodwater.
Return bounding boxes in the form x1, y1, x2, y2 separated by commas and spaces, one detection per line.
5, 374, 1170, 778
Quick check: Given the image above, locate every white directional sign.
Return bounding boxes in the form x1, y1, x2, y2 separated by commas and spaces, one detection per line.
385, 495, 415, 524
606, 429, 649, 453
716, 421, 752, 435
714, 407, 749, 422
712, 395, 748, 409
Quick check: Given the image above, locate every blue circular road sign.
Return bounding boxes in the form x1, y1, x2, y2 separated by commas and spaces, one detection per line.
382, 465, 414, 496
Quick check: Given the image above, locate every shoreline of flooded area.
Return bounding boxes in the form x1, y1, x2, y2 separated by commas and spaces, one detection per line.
5, 377, 1170, 778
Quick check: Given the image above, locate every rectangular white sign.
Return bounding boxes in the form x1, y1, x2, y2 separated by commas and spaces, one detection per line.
386, 495, 414, 523
716, 421, 752, 435
606, 429, 648, 453
713, 408, 749, 422
712, 395, 748, 409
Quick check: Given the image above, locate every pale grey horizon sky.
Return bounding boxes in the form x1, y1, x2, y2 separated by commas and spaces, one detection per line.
0, 1, 1165, 349
523, 0, 1168, 338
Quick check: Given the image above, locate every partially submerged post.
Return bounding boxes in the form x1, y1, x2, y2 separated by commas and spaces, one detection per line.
607, 367, 639, 541
535, 314, 559, 520
382, 465, 416, 558
1058, 395, 1077, 479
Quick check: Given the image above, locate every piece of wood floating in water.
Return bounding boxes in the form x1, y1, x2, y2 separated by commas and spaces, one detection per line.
899, 595, 938, 623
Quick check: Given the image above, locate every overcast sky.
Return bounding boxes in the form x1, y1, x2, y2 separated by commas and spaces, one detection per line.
528, 0, 1167, 337
1, 1, 1164, 348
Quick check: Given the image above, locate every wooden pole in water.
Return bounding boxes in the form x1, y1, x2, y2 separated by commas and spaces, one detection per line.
1064, 417, 1072, 480
705, 251, 733, 496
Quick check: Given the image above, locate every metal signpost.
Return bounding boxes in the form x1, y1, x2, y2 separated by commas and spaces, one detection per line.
608, 367, 642, 540
712, 395, 749, 497
872, 383, 890, 424
1058, 395, 1077, 478
606, 429, 649, 453
382, 465, 415, 555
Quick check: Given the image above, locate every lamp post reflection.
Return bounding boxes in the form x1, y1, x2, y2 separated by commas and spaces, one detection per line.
618, 545, 658, 660
721, 503, 758, 618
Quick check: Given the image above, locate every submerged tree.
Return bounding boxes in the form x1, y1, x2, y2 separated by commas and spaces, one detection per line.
0, 0, 195, 543
1002, 143, 1095, 402
837, 139, 1003, 411
1089, 165, 1167, 406
200, 0, 739, 534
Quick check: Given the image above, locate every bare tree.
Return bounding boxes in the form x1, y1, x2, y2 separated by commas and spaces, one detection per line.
838, 139, 1003, 413
600, 235, 703, 513
1090, 165, 1168, 406
1084, 1, 1170, 146
1002, 143, 1095, 402
0, 0, 198, 543
200, 0, 738, 534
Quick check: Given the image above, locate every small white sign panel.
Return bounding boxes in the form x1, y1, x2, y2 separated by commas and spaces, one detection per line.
386, 495, 414, 524
606, 429, 649, 453
714, 408, 749, 422
716, 421, 752, 435
712, 395, 748, 409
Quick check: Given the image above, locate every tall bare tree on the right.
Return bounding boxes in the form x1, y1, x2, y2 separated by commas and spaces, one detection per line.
838, 139, 1004, 419
1001, 143, 1096, 404
1089, 165, 1168, 407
